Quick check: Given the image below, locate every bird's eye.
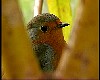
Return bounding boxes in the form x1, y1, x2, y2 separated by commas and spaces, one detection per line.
41, 26, 48, 32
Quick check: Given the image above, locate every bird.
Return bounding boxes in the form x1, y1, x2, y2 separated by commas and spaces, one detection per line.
27, 13, 69, 72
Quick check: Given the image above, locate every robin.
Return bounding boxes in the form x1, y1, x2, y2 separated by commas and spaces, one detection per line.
27, 13, 69, 72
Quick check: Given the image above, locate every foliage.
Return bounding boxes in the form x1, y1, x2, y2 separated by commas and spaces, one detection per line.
47, 0, 72, 42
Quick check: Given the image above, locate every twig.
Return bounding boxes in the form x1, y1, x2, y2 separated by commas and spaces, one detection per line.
34, 0, 43, 16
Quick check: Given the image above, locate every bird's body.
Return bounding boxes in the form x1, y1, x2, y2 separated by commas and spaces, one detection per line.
27, 13, 69, 72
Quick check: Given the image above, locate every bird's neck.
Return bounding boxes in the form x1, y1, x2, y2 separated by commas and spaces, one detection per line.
50, 38, 66, 55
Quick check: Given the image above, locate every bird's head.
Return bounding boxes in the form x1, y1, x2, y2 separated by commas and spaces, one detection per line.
27, 13, 69, 45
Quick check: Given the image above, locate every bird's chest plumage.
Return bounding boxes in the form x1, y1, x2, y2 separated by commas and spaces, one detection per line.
33, 43, 56, 72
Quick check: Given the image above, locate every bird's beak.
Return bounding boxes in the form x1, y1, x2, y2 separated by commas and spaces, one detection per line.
58, 23, 70, 28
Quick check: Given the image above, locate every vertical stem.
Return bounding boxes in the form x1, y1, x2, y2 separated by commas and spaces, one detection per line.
55, 0, 99, 79
34, 0, 43, 16
2, 0, 42, 79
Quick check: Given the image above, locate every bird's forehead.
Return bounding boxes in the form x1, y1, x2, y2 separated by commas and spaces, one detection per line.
34, 13, 59, 22
27, 13, 60, 29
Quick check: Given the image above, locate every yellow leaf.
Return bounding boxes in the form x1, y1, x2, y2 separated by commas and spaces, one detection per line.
47, 0, 72, 42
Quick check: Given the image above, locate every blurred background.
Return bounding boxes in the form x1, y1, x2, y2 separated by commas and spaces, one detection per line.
18, 0, 78, 24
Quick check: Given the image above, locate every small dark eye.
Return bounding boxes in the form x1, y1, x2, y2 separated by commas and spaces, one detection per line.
41, 26, 48, 32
